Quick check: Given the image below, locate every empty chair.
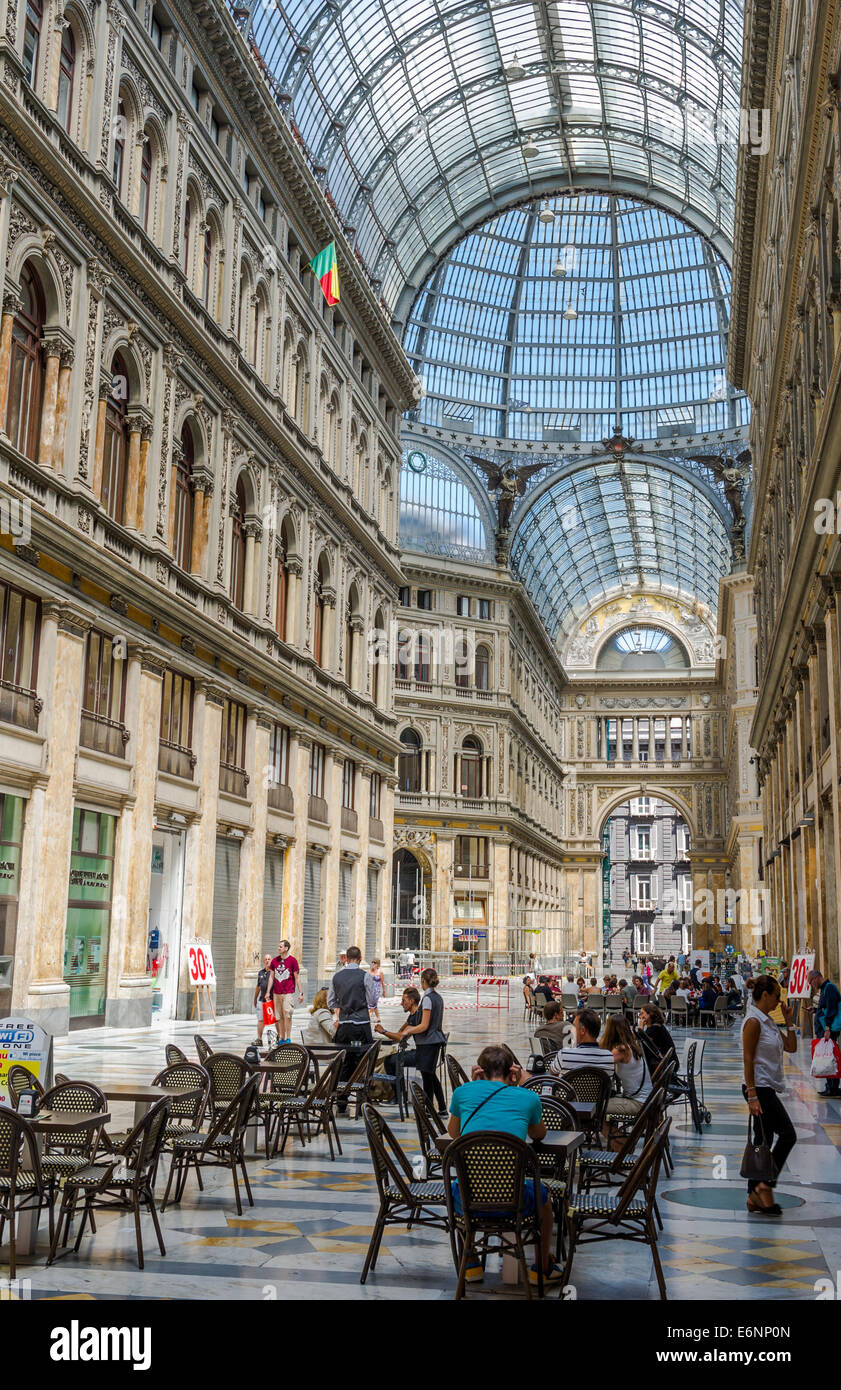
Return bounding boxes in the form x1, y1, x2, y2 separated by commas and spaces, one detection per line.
48, 1097, 172, 1271
0, 1106, 54, 1276
360, 1104, 448, 1285
271, 1050, 344, 1160
152, 1063, 209, 1151
165, 1044, 188, 1067
446, 1055, 470, 1094
409, 1080, 447, 1177
256, 1043, 309, 1157
194, 1035, 213, 1066
204, 1052, 250, 1119
333, 1042, 381, 1120
37, 1082, 109, 1188
161, 1075, 260, 1217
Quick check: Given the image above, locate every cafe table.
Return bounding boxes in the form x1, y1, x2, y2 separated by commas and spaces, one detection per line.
17, 1109, 112, 1257
101, 1082, 202, 1126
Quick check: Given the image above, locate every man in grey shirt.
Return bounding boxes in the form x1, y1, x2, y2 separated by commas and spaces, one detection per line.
328, 945, 381, 1096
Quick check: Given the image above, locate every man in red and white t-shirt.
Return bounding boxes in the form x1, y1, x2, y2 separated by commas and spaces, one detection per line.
268, 940, 303, 1043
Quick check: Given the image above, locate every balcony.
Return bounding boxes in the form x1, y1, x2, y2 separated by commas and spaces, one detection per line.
341, 806, 358, 833
267, 781, 294, 814
631, 899, 654, 913
158, 739, 196, 781
454, 862, 489, 879
219, 762, 249, 798
0, 679, 42, 732
308, 794, 329, 824
80, 711, 130, 759
629, 849, 653, 862
369, 816, 384, 843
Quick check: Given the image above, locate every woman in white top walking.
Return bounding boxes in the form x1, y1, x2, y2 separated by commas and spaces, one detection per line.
741, 974, 798, 1215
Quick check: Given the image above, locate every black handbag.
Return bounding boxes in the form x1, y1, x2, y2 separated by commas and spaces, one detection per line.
739, 1113, 778, 1183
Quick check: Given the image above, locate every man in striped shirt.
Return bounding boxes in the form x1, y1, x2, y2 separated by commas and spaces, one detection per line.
548, 1008, 615, 1079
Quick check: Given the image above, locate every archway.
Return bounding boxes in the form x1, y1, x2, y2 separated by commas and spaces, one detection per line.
390, 847, 431, 950
600, 794, 693, 975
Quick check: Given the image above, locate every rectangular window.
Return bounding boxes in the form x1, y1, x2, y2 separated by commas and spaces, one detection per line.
369, 771, 381, 820
634, 921, 652, 955
398, 586, 410, 607
454, 835, 488, 876
416, 589, 432, 610
309, 743, 325, 799
0, 580, 40, 730
633, 875, 652, 909
477, 598, 491, 620
80, 631, 127, 757
219, 699, 248, 796
342, 758, 355, 809
677, 876, 693, 912
158, 670, 194, 779
22, 0, 41, 85
633, 827, 652, 860
63, 807, 116, 1025
268, 722, 290, 786
676, 824, 691, 857
456, 595, 471, 617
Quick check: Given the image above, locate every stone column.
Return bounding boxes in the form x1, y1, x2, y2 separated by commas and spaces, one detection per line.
0, 153, 19, 319
243, 521, 261, 616
91, 380, 110, 501
189, 468, 214, 577
0, 287, 22, 426
321, 751, 342, 969
134, 419, 152, 533
381, 777, 396, 958
435, 832, 454, 940
286, 556, 303, 646
76, 259, 110, 487
106, 648, 166, 1028
354, 769, 372, 947
491, 834, 510, 955
282, 733, 311, 953
124, 411, 144, 532
21, 605, 90, 1035
233, 709, 271, 1012
180, 684, 225, 948
36, 334, 62, 467
51, 342, 75, 472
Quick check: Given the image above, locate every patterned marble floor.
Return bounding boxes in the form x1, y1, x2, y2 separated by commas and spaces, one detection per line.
8, 991, 841, 1301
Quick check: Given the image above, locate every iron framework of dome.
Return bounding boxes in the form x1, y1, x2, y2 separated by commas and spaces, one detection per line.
235, 0, 745, 318
404, 194, 749, 447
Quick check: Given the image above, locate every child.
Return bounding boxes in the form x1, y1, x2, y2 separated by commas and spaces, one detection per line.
368, 957, 384, 1023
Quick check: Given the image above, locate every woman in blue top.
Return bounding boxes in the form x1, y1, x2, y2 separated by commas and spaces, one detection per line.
447, 1044, 562, 1286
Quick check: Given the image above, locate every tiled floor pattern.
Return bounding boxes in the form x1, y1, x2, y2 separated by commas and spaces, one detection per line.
8, 995, 841, 1301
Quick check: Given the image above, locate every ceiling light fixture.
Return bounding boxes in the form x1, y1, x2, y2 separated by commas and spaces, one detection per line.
522, 136, 540, 158
552, 258, 567, 278
539, 202, 555, 224
505, 52, 526, 81
563, 303, 578, 320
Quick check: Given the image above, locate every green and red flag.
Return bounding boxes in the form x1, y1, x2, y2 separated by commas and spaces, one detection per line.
310, 241, 340, 306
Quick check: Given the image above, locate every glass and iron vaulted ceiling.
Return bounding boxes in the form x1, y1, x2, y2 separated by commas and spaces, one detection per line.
239, 0, 745, 319
509, 457, 731, 639
405, 194, 749, 445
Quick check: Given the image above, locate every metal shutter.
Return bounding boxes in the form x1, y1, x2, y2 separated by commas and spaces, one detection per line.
337, 860, 352, 958
365, 865, 379, 963
262, 846, 285, 961
211, 837, 240, 1014
301, 854, 322, 993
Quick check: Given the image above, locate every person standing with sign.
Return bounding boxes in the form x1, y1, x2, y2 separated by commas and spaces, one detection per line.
268, 940, 303, 1044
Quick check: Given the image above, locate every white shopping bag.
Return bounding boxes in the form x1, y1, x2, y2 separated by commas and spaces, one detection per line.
810, 1038, 838, 1077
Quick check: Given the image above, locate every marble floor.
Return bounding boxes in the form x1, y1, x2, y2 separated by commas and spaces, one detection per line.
7, 990, 841, 1301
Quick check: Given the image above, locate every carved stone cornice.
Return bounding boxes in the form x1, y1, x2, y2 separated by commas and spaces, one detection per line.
190, 465, 214, 495
200, 682, 228, 708
44, 602, 91, 639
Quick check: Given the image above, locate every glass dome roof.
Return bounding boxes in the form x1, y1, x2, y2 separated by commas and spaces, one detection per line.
237, 0, 745, 317
404, 194, 749, 447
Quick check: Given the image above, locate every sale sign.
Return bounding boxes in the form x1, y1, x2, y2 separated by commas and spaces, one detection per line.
185, 942, 216, 987
788, 954, 815, 999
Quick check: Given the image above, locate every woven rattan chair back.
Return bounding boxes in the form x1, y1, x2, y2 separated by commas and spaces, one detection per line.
165, 1044, 188, 1067
563, 1067, 611, 1128
115, 1097, 172, 1187
205, 1052, 249, 1109
446, 1055, 470, 1092
6, 1065, 44, 1109
538, 1095, 577, 1132
206, 1074, 260, 1147
194, 1035, 213, 1066
522, 1075, 575, 1102
152, 1063, 208, 1124
0, 1104, 42, 1188
444, 1130, 541, 1221
362, 1103, 414, 1206
610, 1117, 671, 1223
53, 1074, 70, 1086
40, 1081, 107, 1157
409, 1080, 446, 1168
263, 1043, 309, 1096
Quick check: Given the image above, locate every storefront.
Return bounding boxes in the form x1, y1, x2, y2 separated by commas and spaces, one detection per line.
63, 807, 116, 1029
146, 825, 186, 1020
0, 791, 25, 1016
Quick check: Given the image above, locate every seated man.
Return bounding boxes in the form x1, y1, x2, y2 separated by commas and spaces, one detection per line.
374, 987, 421, 1077
448, 1044, 561, 1285
548, 1008, 615, 1080
535, 1000, 569, 1050
533, 976, 555, 1008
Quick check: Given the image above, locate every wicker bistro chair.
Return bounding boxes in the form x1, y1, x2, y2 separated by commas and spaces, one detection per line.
443, 1131, 548, 1300
165, 1044, 188, 1067
6, 1065, 45, 1111
561, 1067, 612, 1144
334, 1042, 381, 1120
255, 1044, 309, 1158
152, 1063, 209, 1148
446, 1054, 470, 1094
37, 1083, 109, 1190
194, 1035, 213, 1066
409, 1080, 448, 1178
161, 1075, 259, 1217
53, 1074, 70, 1086
561, 1118, 672, 1301
371, 1043, 412, 1121
360, 1104, 449, 1285
48, 1097, 172, 1272
577, 1086, 667, 1197
533, 1095, 578, 1260
522, 1074, 576, 1103
204, 1052, 250, 1120
0, 1106, 54, 1277
272, 1051, 344, 1159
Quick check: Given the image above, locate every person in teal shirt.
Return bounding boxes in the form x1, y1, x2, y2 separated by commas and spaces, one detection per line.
447, 1044, 561, 1286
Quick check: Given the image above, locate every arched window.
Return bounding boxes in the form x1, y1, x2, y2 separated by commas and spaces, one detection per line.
461, 735, 483, 798
201, 225, 212, 308
475, 644, 490, 691
6, 263, 45, 461
57, 25, 76, 132
22, 0, 42, 86
237, 264, 248, 346
229, 476, 247, 610
251, 291, 262, 367
371, 607, 384, 707
139, 136, 152, 231
173, 423, 194, 570
414, 633, 431, 684
275, 521, 290, 641
102, 352, 129, 523
394, 626, 411, 681
112, 99, 126, 196
398, 728, 422, 793
183, 195, 193, 278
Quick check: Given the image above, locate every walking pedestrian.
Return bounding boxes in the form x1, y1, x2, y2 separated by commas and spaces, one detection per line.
741, 974, 798, 1214
253, 953, 273, 1046
809, 970, 841, 1096
267, 939, 303, 1044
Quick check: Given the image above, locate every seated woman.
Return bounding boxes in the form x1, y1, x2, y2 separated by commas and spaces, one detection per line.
636, 1002, 675, 1072
601, 1015, 653, 1123
448, 1044, 560, 1286
302, 988, 338, 1046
